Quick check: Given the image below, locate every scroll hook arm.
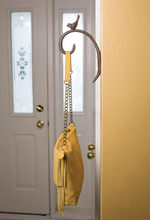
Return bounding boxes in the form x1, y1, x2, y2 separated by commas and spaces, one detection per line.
59, 17, 101, 83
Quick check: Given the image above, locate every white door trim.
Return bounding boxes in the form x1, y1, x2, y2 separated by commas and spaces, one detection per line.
95, 0, 101, 220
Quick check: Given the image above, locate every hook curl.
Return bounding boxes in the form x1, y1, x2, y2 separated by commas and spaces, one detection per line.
59, 21, 101, 83
59, 30, 76, 54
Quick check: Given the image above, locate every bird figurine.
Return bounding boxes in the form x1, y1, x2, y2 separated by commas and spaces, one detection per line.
67, 15, 80, 30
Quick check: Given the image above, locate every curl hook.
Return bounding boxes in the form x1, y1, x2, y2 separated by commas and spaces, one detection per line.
59, 15, 101, 83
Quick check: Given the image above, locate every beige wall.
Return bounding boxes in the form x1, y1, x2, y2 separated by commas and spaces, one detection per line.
101, 0, 150, 219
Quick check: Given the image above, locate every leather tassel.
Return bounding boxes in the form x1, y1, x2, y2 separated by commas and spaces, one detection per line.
57, 157, 66, 215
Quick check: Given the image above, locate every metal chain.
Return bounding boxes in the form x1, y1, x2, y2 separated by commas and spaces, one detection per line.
69, 71, 74, 124
63, 71, 74, 146
63, 82, 69, 146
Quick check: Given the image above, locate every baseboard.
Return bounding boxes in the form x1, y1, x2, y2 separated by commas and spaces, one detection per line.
0, 213, 50, 220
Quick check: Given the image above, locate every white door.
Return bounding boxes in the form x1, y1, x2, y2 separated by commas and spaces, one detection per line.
0, 0, 49, 215
0, 0, 99, 218
49, 0, 97, 219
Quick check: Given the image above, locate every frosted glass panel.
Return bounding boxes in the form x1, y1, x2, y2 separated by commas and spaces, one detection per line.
11, 12, 33, 113
63, 13, 83, 112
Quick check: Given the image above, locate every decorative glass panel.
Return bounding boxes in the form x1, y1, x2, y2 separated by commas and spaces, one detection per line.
63, 13, 83, 112
11, 12, 33, 113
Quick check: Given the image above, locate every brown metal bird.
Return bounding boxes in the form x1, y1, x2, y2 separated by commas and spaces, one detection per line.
67, 15, 80, 30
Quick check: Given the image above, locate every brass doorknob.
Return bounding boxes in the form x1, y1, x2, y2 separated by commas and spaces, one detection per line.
88, 143, 95, 151
36, 105, 44, 112
37, 120, 44, 128
87, 152, 95, 159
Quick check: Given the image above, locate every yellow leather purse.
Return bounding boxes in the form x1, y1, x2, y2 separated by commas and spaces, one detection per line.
53, 51, 84, 215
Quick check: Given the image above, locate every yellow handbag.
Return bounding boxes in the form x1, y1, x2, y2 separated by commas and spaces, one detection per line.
53, 51, 84, 215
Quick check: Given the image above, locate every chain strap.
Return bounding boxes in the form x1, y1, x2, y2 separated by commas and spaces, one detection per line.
63, 82, 69, 146
63, 71, 74, 146
69, 71, 73, 124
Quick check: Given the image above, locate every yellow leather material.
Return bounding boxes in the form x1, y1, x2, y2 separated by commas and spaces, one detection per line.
65, 51, 72, 82
53, 124, 84, 215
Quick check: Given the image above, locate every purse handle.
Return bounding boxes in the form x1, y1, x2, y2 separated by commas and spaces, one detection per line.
63, 51, 74, 147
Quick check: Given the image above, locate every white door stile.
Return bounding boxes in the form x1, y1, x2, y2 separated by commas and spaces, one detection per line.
47, 0, 56, 216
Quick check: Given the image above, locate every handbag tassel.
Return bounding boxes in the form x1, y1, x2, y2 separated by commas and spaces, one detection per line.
57, 156, 67, 215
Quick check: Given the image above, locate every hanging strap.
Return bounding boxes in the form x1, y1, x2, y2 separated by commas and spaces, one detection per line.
65, 51, 72, 83
63, 51, 74, 147
66, 51, 74, 124
58, 51, 74, 215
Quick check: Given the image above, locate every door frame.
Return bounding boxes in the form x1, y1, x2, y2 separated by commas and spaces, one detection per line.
0, 0, 101, 219
95, 0, 101, 220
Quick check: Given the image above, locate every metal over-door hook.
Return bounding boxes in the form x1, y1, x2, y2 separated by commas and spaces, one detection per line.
59, 15, 101, 83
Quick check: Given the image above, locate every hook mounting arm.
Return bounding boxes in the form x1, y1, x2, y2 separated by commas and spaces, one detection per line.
59, 16, 101, 83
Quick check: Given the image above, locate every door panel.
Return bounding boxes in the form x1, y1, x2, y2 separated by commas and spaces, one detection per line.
0, 0, 49, 214
50, 0, 96, 218
12, 134, 36, 189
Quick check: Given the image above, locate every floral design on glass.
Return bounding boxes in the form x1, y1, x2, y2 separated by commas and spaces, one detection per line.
17, 47, 28, 79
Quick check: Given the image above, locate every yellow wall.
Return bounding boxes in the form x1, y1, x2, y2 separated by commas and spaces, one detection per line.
101, 0, 150, 219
